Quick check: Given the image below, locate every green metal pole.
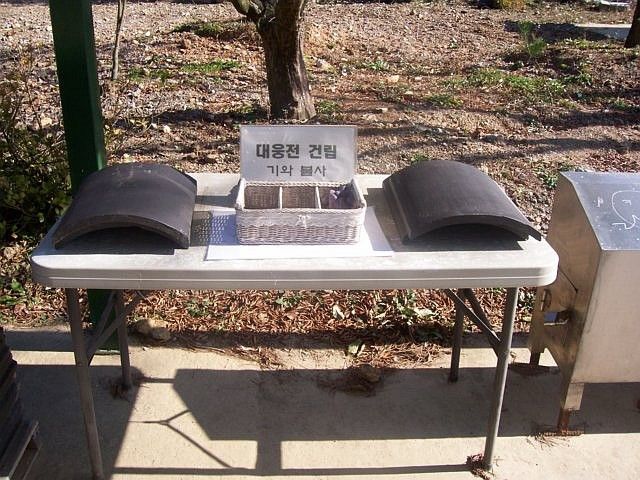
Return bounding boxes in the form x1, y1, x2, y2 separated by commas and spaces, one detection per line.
49, 0, 114, 342
49, 0, 106, 189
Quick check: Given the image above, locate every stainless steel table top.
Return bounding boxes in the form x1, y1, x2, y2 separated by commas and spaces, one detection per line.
31, 173, 558, 290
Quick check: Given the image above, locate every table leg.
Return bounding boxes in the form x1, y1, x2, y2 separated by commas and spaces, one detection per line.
529, 352, 541, 366
66, 288, 105, 480
557, 380, 584, 433
482, 287, 518, 470
449, 289, 465, 383
115, 290, 132, 390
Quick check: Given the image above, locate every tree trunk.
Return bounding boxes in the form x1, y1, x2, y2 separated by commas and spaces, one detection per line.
257, 0, 315, 120
111, 0, 126, 80
625, 1, 640, 48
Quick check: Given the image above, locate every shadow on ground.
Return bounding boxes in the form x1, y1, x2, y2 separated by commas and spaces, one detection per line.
8, 329, 640, 478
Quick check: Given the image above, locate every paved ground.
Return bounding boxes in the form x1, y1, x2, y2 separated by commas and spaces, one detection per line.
6, 327, 640, 480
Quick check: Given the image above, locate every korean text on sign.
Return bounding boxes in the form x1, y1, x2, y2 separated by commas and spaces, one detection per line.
256, 144, 337, 160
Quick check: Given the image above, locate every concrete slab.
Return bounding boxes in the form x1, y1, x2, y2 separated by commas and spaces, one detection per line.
574, 23, 632, 41
5, 327, 640, 479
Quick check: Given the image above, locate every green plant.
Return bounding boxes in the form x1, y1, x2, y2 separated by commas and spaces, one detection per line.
625, 48, 639, 61
492, 0, 526, 9
181, 59, 240, 75
461, 68, 566, 104
173, 20, 255, 41
518, 288, 536, 319
404, 64, 432, 76
425, 93, 462, 108
275, 293, 303, 310
0, 55, 69, 242
174, 21, 225, 37
563, 71, 593, 87
316, 99, 341, 115
517, 21, 547, 60
374, 290, 433, 326
410, 153, 430, 164
609, 98, 639, 112
535, 167, 558, 190
535, 161, 574, 190
0, 279, 27, 307
127, 67, 145, 82
127, 67, 173, 83
186, 299, 213, 317
358, 59, 390, 72
369, 83, 410, 103
392, 291, 433, 323
223, 102, 268, 123
562, 38, 614, 51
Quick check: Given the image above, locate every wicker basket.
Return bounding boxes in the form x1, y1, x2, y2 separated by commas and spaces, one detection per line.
235, 178, 366, 244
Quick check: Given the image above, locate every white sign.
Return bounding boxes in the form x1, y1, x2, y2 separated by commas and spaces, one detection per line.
240, 125, 357, 182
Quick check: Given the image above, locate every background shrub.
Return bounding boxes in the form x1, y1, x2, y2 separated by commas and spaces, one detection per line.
0, 58, 69, 243
492, 0, 526, 9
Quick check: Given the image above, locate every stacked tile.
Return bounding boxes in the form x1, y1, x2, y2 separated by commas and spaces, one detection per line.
0, 327, 39, 479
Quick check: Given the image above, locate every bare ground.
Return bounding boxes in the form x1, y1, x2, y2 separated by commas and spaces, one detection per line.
1, 0, 639, 366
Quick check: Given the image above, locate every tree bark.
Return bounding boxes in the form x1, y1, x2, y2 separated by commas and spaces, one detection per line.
625, 1, 640, 48
233, 0, 315, 120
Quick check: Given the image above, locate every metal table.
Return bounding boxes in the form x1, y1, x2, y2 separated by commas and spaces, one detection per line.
30, 173, 558, 479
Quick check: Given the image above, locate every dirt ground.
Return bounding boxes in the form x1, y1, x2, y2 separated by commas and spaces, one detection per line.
1, 0, 639, 365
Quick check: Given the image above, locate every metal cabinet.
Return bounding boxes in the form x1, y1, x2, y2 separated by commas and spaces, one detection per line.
529, 172, 640, 430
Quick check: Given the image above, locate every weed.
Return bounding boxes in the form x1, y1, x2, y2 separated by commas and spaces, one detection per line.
0, 279, 27, 307
517, 20, 535, 38
410, 153, 430, 164
536, 168, 558, 190
358, 59, 390, 72
557, 98, 580, 110
369, 83, 410, 103
625, 49, 639, 61
127, 67, 173, 83
404, 64, 432, 76
127, 67, 145, 82
346, 339, 364, 357
224, 102, 268, 123
461, 68, 566, 104
174, 21, 224, 37
374, 290, 433, 326
562, 38, 615, 51
563, 71, 593, 87
316, 99, 341, 115
393, 291, 433, 323
525, 37, 547, 60
535, 161, 575, 190
181, 59, 240, 75
492, 0, 525, 9
487, 287, 506, 294
517, 21, 547, 61
173, 20, 254, 41
275, 293, 303, 310
425, 93, 462, 108
518, 288, 536, 321
463, 68, 505, 86
609, 98, 639, 112
332, 304, 345, 320
0, 52, 69, 242
186, 299, 212, 317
